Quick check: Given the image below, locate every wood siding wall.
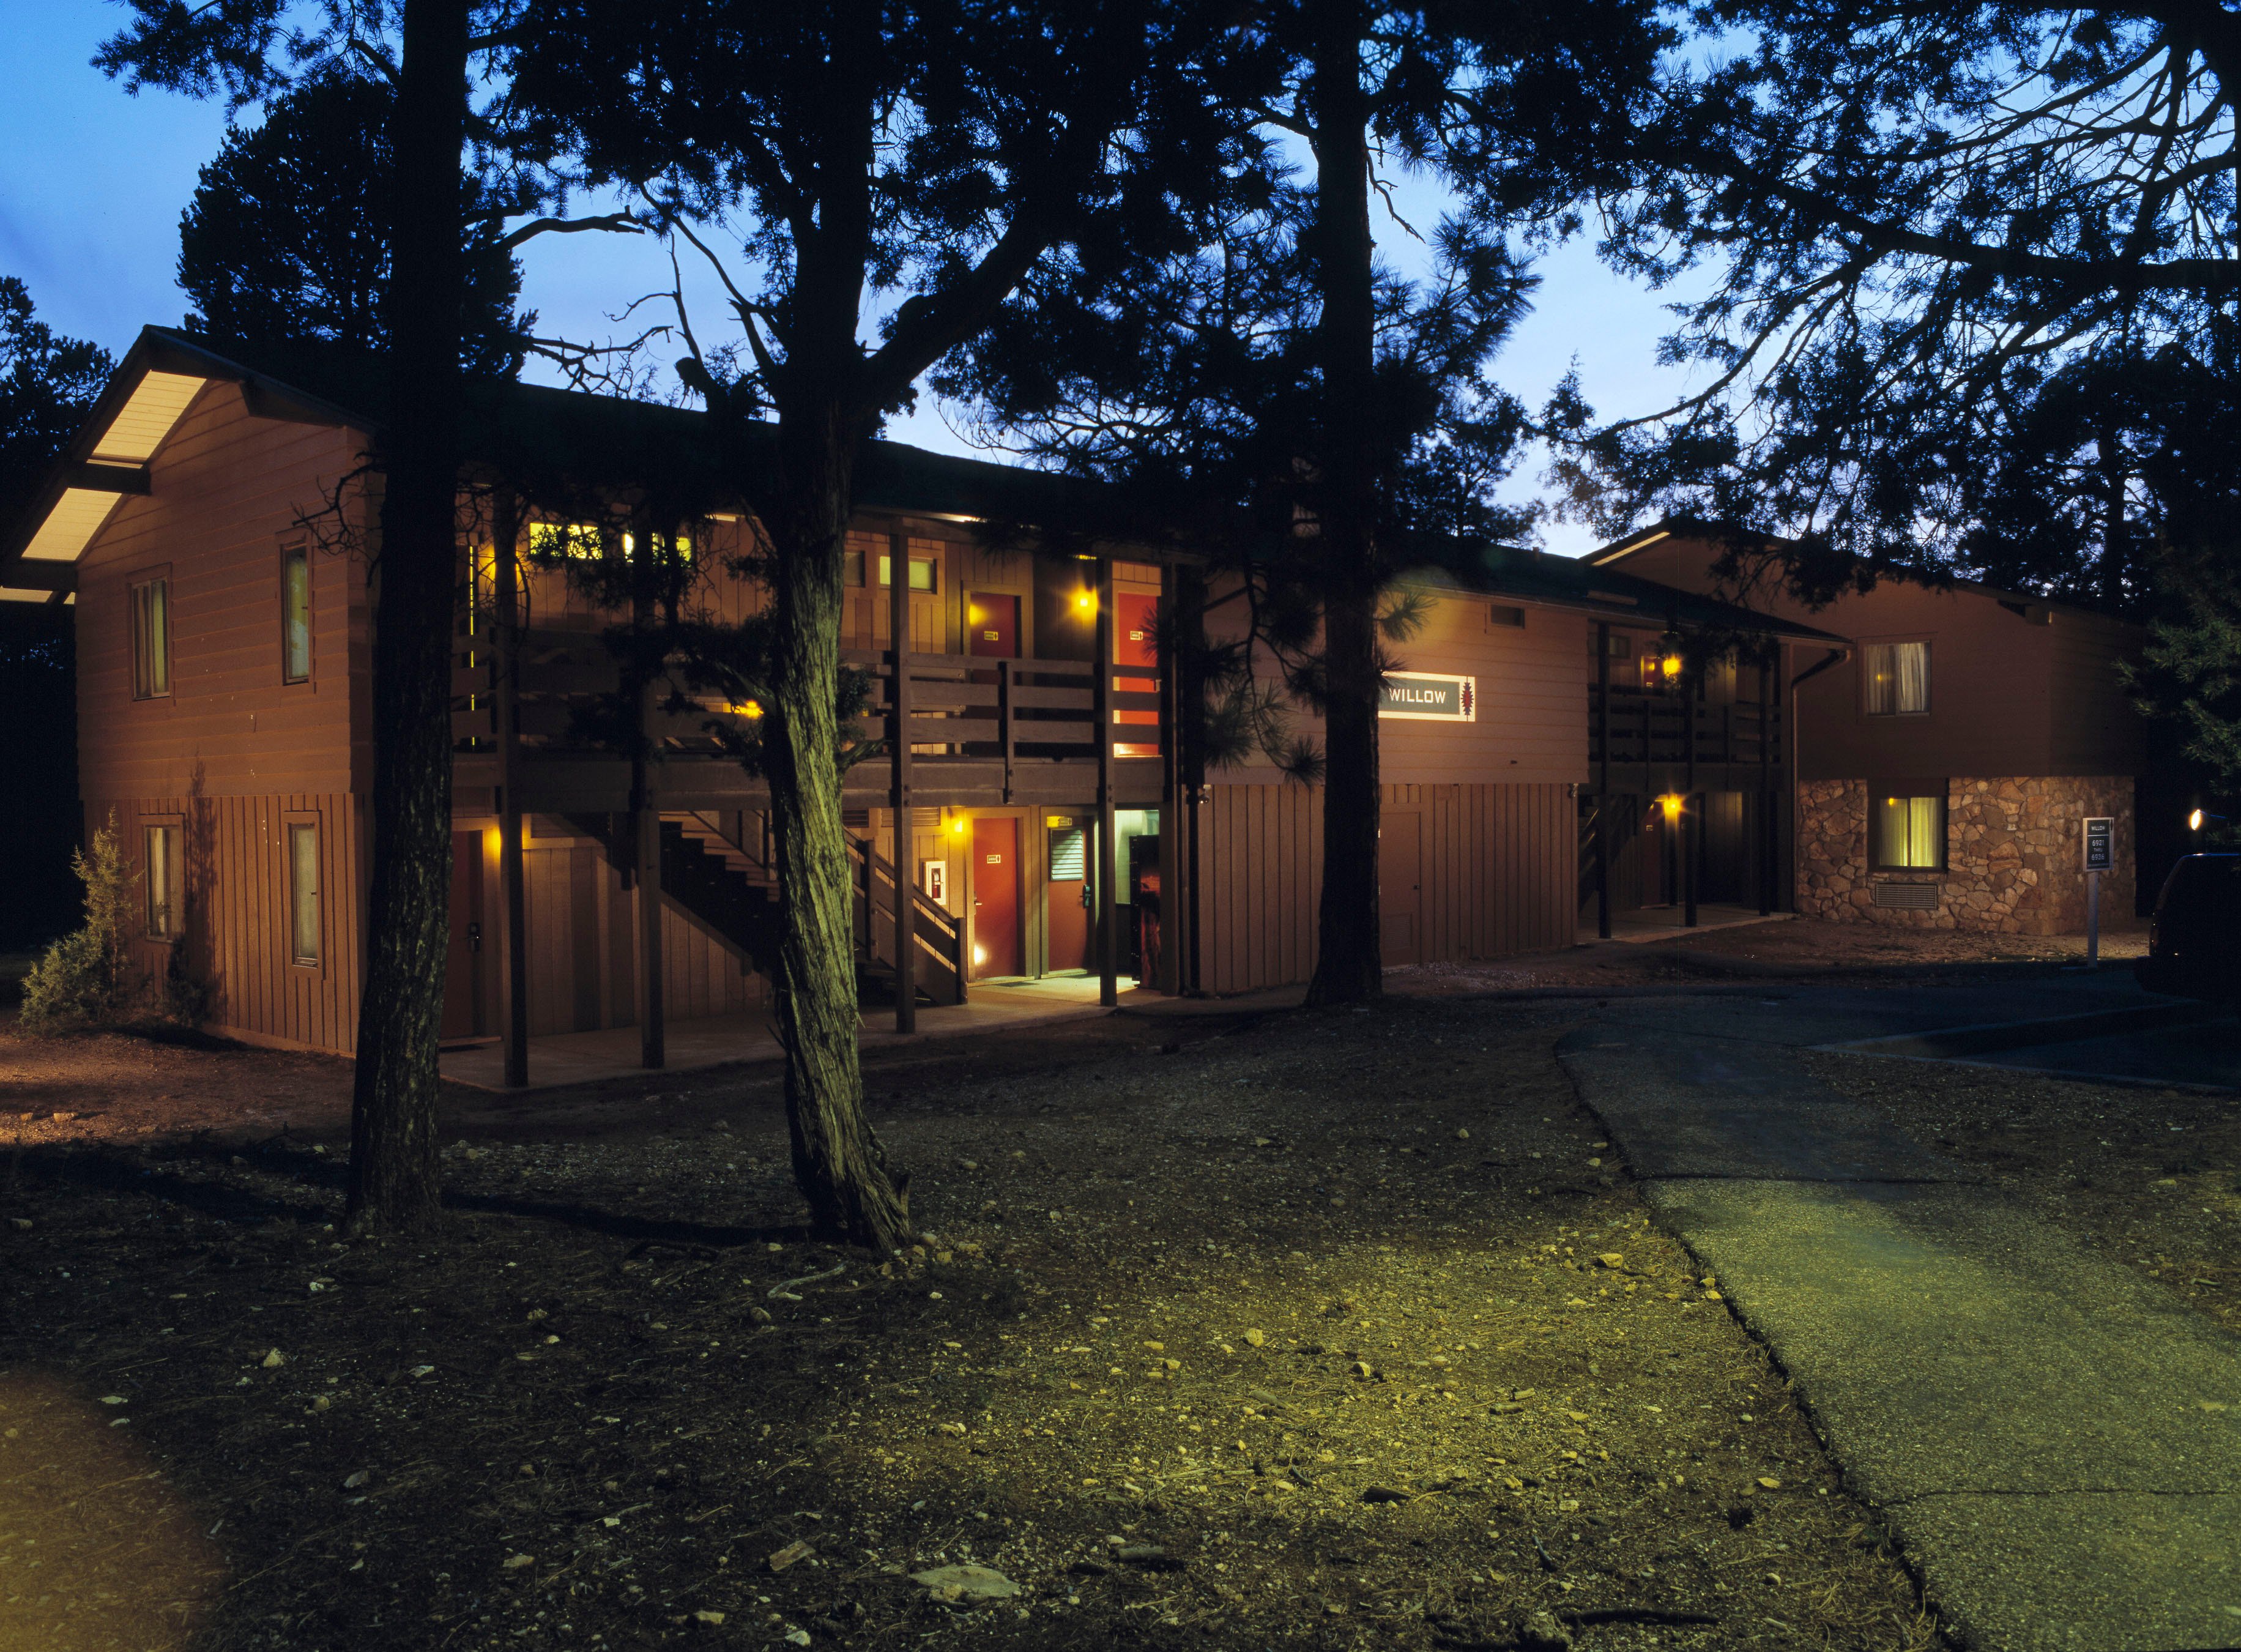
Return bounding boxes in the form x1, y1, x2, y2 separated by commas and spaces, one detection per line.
515, 826, 763, 1039
1610, 534, 2146, 783
1197, 781, 1574, 993
99, 791, 363, 1054
75, 383, 372, 803
1203, 579, 1592, 789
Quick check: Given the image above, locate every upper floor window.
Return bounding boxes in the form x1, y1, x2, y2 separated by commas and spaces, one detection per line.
1865, 640, 1930, 715
281, 543, 312, 683
844, 540, 938, 592
132, 577, 171, 699
145, 824, 182, 939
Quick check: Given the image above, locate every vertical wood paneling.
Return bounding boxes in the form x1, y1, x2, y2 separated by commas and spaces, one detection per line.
1200, 781, 1572, 993
96, 788, 362, 1054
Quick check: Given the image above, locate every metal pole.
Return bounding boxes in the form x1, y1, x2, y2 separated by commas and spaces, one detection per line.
2086, 869, 2101, 968
1095, 557, 1118, 1007
889, 526, 916, 1032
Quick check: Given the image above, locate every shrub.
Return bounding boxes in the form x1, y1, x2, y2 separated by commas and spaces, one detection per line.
19, 816, 143, 1032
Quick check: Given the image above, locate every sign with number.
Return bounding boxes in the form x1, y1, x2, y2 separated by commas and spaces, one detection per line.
2082, 817, 2114, 873
1379, 672, 1477, 722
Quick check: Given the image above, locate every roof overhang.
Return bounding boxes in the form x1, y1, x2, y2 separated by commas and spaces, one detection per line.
0, 328, 370, 586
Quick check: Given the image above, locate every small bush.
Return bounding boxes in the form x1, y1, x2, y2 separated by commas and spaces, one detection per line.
19, 817, 144, 1033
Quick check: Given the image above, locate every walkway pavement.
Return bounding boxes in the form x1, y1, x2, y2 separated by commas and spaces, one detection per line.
439, 975, 1145, 1092
1559, 980, 2241, 1651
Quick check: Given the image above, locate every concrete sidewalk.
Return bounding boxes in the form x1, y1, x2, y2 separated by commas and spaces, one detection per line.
1560, 991, 2241, 1651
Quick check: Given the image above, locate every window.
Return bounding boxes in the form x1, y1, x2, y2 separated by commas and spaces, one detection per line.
1488, 603, 1526, 630
1048, 825, 1086, 881
144, 825, 182, 939
1865, 640, 1930, 715
288, 821, 321, 965
841, 537, 937, 591
281, 543, 312, 682
132, 577, 171, 699
1872, 792, 1946, 870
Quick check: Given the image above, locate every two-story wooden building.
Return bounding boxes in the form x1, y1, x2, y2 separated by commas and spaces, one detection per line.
1591, 523, 2149, 932
2, 330, 1843, 1073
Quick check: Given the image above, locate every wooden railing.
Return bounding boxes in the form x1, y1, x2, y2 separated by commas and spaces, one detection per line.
850, 836, 966, 1006
1589, 687, 1780, 772
453, 627, 1164, 779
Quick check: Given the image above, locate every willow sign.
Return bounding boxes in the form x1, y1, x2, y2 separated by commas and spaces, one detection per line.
1379, 672, 1476, 721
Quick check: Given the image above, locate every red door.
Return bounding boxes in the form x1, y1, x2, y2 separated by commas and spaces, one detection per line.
1044, 817, 1092, 972
442, 831, 486, 1038
1113, 590, 1160, 757
967, 593, 1019, 658
970, 816, 1023, 979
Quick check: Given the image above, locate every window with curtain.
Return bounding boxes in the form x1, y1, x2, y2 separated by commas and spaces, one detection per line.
288, 821, 321, 964
132, 577, 170, 699
144, 825, 182, 939
1865, 641, 1930, 715
1872, 792, 1946, 869
281, 543, 311, 682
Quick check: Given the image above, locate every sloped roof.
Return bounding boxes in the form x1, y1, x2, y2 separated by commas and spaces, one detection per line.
1589, 516, 2141, 630
1400, 537, 1848, 645
0, 327, 1106, 595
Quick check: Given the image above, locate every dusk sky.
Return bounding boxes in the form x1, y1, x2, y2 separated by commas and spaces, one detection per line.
1, 2, 1705, 558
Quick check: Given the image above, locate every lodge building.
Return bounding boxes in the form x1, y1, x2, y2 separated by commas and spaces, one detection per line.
17, 328, 2079, 1082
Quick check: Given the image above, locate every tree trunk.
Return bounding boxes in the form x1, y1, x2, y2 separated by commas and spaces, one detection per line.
1304, 0, 1383, 1008
2098, 423, 2127, 611
762, 407, 912, 1252
346, 0, 468, 1235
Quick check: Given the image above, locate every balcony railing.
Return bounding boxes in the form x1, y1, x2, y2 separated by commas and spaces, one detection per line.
452, 626, 1162, 798
1589, 686, 1780, 773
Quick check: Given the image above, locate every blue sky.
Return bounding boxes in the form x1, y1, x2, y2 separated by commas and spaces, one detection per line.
1, 2, 1702, 558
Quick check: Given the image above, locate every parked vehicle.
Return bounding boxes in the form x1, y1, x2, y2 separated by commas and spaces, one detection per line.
2136, 854, 2241, 1004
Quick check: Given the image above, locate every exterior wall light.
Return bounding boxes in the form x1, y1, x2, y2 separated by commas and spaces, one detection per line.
1657, 793, 1685, 820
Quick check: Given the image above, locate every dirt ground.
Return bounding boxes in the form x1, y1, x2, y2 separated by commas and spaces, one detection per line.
1808, 1051, 2241, 1335
0, 917, 2143, 1152
1, 998, 1949, 1652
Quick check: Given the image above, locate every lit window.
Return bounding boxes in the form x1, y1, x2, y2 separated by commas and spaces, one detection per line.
1873, 793, 1944, 870
132, 577, 171, 699
880, 554, 937, 592
145, 825, 182, 939
288, 821, 321, 964
1865, 641, 1930, 715
281, 544, 311, 683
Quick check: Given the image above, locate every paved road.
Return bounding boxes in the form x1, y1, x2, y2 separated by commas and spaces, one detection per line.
1558, 980, 2241, 1652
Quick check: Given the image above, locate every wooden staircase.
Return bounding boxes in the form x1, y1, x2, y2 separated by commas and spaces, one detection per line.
563, 810, 965, 1010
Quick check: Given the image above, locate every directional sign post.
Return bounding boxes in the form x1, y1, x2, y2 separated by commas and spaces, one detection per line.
2081, 817, 2114, 967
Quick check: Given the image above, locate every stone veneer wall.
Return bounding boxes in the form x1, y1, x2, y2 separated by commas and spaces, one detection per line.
1796, 776, 2135, 933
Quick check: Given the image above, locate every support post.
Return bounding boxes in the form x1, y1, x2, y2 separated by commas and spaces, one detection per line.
1683, 664, 1699, 928
635, 781, 665, 1070
1595, 621, 1611, 940
1095, 557, 1118, 1007
1756, 658, 1774, 915
889, 526, 916, 1033
628, 523, 664, 1071
1176, 564, 1208, 995
493, 496, 529, 1087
